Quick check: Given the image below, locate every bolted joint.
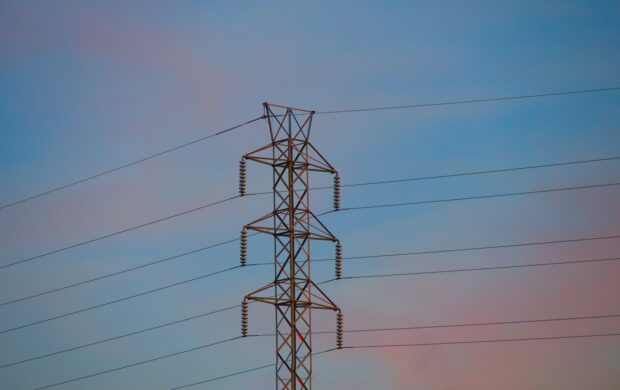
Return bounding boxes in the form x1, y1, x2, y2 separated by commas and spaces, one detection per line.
240, 229, 248, 266
336, 311, 344, 349
335, 241, 342, 279
241, 300, 249, 337
239, 159, 247, 196
333, 174, 341, 211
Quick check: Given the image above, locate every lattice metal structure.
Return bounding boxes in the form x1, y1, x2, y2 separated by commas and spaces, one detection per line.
239, 103, 343, 390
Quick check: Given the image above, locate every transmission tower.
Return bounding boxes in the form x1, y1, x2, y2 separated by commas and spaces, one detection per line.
239, 103, 344, 389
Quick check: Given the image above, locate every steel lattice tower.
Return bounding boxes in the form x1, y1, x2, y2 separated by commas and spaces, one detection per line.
239, 103, 343, 390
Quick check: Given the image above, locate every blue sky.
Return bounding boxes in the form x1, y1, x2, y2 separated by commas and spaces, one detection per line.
0, 1, 619, 389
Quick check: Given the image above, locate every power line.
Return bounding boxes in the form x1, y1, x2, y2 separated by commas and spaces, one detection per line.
336, 156, 620, 189
8, 305, 615, 371
0, 304, 240, 369
332, 256, 620, 282
248, 313, 620, 337
36, 330, 618, 389
3, 233, 608, 308
3, 234, 617, 335
4, 85, 618, 215
341, 333, 620, 350
0, 236, 241, 307
315, 87, 620, 115
2, 156, 615, 273
0, 253, 620, 368
33, 336, 243, 390
34, 342, 330, 390
4, 232, 618, 313
27, 313, 620, 389
269, 233, 620, 265
170, 363, 276, 390
249, 155, 620, 195
169, 332, 620, 389
0, 116, 264, 212
0, 161, 615, 320
6, 253, 613, 337
325, 181, 620, 214
5, 89, 618, 388
168, 347, 335, 390
317, 314, 620, 335
0, 195, 241, 271
0, 266, 242, 335
3, 87, 618, 213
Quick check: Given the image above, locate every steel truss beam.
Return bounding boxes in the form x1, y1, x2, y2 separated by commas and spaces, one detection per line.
240, 103, 342, 390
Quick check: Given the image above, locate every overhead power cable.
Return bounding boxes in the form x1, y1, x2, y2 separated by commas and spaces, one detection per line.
2, 158, 618, 304
2, 155, 615, 272
26, 315, 620, 390
35, 341, 331, 390
0, 195, 242, 271
334, 156, 620, 189
314, 86, 620, 115
248, 155, 620, 195
5, 306, 616, 372
331, 256, 620, 282
3, 233, 618, 313
0, 237, 242, 307
0, 116, 264, 212
248, 313, 620, 337
36, 327, 618, 389
0, 251, 604, 336
169, 348, 335, 390
33, 336, 243, 390
1, 234, 617, 338
2, 250, 614, 341
257, 233, 620, 265
170, 363, 276, 389
3, 86, 618, 213
0, 266, 242, 335
323, 181, 620, 214
169, 332, 620, 389
0, 304, 241, 369
314, 314, 620, 335
341, 333, 620, 350
7, 231, 613, 309
314, 255, 620, 286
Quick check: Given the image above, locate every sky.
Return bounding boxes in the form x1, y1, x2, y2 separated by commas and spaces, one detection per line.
0, 1, 619, 389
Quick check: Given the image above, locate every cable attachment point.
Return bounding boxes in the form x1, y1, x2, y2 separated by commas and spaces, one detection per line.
239, 159, 247, 196
240, 229, 248, 266
335, 241, 342, 279
241, 300, 249, 337
336, 311, 344, 349
333, 174, 341, 211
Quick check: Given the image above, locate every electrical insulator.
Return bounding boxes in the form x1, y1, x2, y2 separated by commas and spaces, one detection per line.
240, 229, 248, 266
241, 300, 249, 337
333, 174, 341, 211
239, 159, 247, 196
335, 241, 342, 279
336, 312, 344, 349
